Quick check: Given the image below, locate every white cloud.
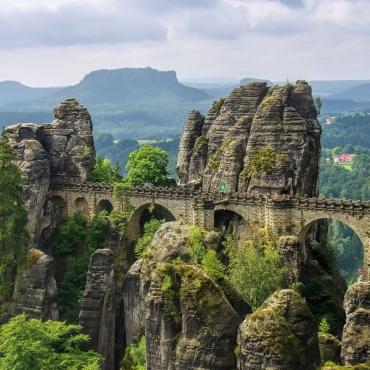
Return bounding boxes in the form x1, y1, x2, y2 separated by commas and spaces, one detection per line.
0, 0, 369, 84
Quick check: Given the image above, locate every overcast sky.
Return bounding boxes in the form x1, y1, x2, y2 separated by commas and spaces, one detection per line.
0, 0, 369, 86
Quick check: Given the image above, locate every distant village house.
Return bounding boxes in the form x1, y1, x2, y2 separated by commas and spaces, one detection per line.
332, 153, 353, 164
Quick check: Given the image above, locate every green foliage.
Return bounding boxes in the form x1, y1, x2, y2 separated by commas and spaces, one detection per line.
319, 317, 331, 333
54, 211, 88, 255
121, 336, 146, 370
224, 233, 286, 310
188, 226, 206, 265
56, 212, 110, 323
58, 255, 90, 323
87, 156, 121, 183
315, 96, 323, 116
322, 361, 370, 369
327, 221, 363, 284
158, 263, 181, 324
83, 145, 92, 157
201, 250, 225, 279
301, 275, 340, 333
85, 212, 109, 253
0, 314, 101, 370
0, 133, 28, 301
244, 147, 285, 176
124, 144, 173, 187
135, 218, 164, 258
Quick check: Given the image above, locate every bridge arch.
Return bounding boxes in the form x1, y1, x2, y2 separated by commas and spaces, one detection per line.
298, 214, 368, 280
74, 196, 90, 217
214, 204, 255, 244
97, 199, 113, 214
126, 202, 176, 242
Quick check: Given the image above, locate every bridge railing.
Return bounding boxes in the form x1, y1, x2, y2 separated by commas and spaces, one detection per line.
50, 180, 370, 214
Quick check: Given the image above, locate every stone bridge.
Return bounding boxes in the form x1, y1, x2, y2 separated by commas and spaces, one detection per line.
49, 181, 370, 280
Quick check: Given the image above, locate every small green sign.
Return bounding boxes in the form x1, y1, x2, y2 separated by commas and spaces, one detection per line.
219, 182, 227, 192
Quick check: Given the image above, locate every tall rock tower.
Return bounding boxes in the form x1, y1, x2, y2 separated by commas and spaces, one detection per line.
177, 81, 321, 196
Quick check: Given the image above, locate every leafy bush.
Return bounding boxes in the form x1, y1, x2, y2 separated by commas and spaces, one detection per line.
224, 234, 286, 310
56, 212, 111, 322
188, 226, 206, 265
54, 211, 87, 255
85, 212, 109, 253
135, 219, 164, 258
121, 336, 146, 370
319, 317, 331, 333
58, 255, 90, 323
87, 157, 121, 183
0, 314, 101, 370
201, 250, 225, 279
243, 147, 285, 176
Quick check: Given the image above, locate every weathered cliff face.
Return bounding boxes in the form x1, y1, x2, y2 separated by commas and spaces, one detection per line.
11, 249, 58, 320
341, 281, 370, 365
79, 249, 116, 370
5, 98, 95, 247
237, 289, 320, 370
177, 81, 321, 196
122, 221, 251, 370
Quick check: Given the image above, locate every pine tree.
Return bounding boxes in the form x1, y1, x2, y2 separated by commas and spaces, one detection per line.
0, 132, 28, 301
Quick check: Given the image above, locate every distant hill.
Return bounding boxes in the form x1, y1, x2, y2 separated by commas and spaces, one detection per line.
26, 67, 210, 109
0, 81, 62, 107
310, 80, 370, 97
329, 83, 370, 102
184, 77, 272, 99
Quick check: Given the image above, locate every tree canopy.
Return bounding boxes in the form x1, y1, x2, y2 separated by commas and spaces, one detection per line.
0, 314, 101, 370
87, 157, 121, 183
0, 132, 28, 302
124, 144, 173, 187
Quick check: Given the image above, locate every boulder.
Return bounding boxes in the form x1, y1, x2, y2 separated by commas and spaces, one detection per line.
341, 281, 370, 365
122, 221, 250, 370
79, 249, 115, 370
318, 332, 341, 364
237, 289, 320, 370
145, 262, 250, 370
11, 249, 58, 320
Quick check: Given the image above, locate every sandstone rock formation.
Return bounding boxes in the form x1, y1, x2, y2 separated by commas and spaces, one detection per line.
177, 81, 321, 196
79, 249, 115, 370
341, 281, 370, 365
5, 98, 95, 247
11, 249, 58, 320
5, 99, 95, 247
318, 332, 341, 364
237, 289, 320, 370
122, 221, 250, 370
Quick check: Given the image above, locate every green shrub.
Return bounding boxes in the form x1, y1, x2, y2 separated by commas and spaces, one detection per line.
58, 255, 90, 323
188, 226, 206, 265
54, 211, 87, 255
319, 317, 331, 333
135, 219, 164, 258
224, 234, 286, 310
87, 157, 121, 183
201, 250, 225, 279
85, 212, 109, 253
121, 336, 146, 370
244, 147, 286, 176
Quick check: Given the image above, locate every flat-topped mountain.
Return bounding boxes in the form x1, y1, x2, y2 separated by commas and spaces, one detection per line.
25, 67, 210, 108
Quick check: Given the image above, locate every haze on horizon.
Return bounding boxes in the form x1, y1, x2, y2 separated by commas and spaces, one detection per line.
0, 0, 369, 87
